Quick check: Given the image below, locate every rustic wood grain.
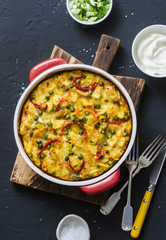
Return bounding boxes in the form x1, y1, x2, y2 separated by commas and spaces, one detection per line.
10, 34, 145, 205
93, 34, 120, 72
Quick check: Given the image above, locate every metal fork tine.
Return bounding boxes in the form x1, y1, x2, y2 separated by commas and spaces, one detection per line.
132, 139, 136, 161
142, 135, 163, 156
136, 135, 139, 160
149, 138, 166, 162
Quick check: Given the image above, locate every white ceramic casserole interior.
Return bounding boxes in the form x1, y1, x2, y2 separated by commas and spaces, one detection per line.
14, 64, 137, 187
132, 24, 166, 78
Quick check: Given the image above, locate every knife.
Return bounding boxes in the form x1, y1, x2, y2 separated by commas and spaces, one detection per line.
130, 146, 166, 238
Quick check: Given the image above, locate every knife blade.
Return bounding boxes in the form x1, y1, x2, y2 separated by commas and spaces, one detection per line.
130, 146, 166, 239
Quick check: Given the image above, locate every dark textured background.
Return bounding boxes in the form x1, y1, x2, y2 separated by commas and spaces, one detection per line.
0, 0, 166, 239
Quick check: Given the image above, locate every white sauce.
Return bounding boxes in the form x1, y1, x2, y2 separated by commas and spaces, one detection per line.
137, 32, 166, 76
60, 220, 89, 240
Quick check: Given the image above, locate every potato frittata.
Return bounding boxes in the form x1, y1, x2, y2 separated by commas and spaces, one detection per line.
19, 70, 132, 181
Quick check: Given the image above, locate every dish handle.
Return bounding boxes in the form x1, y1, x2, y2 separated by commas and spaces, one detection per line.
29, 57, 68, 83
80, 169, 120, 195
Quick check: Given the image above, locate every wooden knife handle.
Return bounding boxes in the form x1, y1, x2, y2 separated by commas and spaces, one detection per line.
93, 34, 120, 71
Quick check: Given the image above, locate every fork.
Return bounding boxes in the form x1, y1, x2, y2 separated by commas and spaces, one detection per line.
100, 134, 166, 216
121, 136, 139, 231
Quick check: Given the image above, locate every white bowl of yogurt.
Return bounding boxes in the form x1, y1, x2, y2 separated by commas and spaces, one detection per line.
132, 24, 166, 78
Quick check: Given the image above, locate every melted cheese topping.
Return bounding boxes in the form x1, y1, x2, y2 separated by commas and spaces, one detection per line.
19, 70, 132, 181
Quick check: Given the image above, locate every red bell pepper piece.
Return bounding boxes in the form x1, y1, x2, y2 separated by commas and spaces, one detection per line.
61, 122, 88, 141
38, 138, 60, 156
66, 158, 85, 173
108, 118, 130, 125
73, 76, 98, 92
29, 95, 47, 110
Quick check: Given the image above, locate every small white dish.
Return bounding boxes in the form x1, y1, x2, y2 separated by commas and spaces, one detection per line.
66, 0, 113, 25
56, 214, 90, 240
132, 24, 166, 78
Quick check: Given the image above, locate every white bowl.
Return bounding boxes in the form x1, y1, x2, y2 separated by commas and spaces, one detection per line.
56, 214, 90, 240
66, 0, 113, 25
132, 24, 166, 78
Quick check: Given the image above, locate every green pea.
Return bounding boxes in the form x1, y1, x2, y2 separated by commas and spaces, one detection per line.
81, 117, 87, 124
29, 153, 33, 158
69, 152, 74, 156
64, 156, 69, 161
73, 116, 79, 123
40, 153, 46, 159
68, 75, 73, 80
70, 106, 75, 112
56, 115, 61, 120
99, 81, 104, 87
104, 99, 109, 102
101, 130, 105, 134
103, 118, 108, 122
84, 111, 90, 116
47, 122, 52, 127
31, 94, 36, 99
64, 130, 69, 135
124, 112, 130, 120
85, 84, 89, 88
105, 150, 109, 154
49, 90, 53, 95
113, 115, 119, 120
76, 79, 81, 84
103, 142, 108, 146
29, 130, 33, 137
36, 138, 42, 144
82, 75, 86, 79
54, 130, 57, 135
38, 110, 43, 116
65, 87, 69, 91
95, 122, 100, 130
94, 103, 101, 109
110, 129, 115, 135
113, 99, 119, 104
87, 92, 92, 98
38, 143, 43, 149
66, 103, 71, 109
103, 113, 108, 117
70, 83, 74, 88
79, 129, 84, 135
45, 95, 50, 101
52, 106, 58, 112
65, 114, 70, 119
97, 164, 101, 168
47, 145, 51, 150
43, 133, 48, 139
124, 132, 129, 137
34, 116, 38, 121
78, 154, 83, 159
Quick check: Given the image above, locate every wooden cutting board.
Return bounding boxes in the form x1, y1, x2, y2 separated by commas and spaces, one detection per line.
10, 34, 145, 205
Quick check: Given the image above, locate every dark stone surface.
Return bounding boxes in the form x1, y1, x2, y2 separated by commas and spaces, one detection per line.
0, 0, 166, 239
